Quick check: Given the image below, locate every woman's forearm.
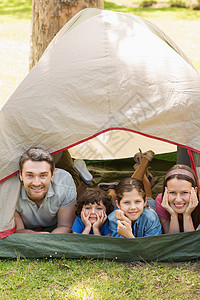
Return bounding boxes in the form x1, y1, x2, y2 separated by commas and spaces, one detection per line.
168, 214, 180, 233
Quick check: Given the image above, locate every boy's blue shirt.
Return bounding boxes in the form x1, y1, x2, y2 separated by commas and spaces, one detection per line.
108, 207, 162, 238
72, 216, 111, 236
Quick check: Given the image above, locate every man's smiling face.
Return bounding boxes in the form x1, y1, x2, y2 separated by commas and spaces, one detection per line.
20, 160, 55, 203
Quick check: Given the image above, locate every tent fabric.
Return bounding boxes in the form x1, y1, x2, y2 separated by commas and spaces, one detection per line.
0, 175, 21, 235
1, 8, 200, 183
0, 230, 200, 261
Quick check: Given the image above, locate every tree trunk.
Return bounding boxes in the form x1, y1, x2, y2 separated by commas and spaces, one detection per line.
29, 0, 104, 70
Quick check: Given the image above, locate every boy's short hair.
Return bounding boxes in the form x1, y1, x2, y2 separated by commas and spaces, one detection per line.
75, 188, 114, 216
19, 147, 55, 175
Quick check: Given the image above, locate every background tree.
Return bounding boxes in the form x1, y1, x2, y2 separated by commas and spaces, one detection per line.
29, 0, 104, 70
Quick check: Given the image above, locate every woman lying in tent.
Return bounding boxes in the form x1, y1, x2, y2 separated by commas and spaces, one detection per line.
155, 164, 200, 234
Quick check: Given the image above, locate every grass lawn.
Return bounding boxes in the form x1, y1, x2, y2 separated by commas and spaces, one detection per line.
0, 258, 200, 299
0, 1, 200, 298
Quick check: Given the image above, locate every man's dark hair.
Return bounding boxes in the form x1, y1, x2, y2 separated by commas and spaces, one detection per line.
19, 147, 55, 175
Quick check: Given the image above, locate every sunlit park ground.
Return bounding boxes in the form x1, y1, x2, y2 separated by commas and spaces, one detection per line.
0, 1, 200, 299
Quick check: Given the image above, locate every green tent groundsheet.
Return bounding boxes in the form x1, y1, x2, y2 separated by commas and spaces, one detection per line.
1, 231, 199, 262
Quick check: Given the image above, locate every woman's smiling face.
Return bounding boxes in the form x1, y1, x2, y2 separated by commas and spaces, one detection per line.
167, 178, 195, 214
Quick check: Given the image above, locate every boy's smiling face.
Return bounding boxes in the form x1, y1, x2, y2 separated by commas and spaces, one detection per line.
83, 201, 106, 224
116, 188, 146, 221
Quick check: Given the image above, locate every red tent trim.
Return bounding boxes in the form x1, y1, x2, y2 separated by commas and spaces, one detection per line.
0, 226, 16, 239
1, 127, 200, 184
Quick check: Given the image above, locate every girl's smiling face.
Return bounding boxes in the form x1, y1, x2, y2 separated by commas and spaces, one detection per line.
167, 178, 195, 214
116, 188, 146, 221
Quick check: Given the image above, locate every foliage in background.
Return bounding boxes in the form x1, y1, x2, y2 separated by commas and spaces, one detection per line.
104, 1, 200, 19
169, 0, 200, 9
110, 0, 200, 8
0, 0, 32, 19
0, 0, 200, 16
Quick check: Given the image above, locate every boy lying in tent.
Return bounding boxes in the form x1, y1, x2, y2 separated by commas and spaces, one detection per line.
14, 147, 92, 234
72, 188, 114, 236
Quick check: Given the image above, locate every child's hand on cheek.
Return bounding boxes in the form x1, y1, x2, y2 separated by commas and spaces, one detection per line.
81, 208, 92, 230
116, 209, 130, 223
116, 209, 134, 238
116, 209, 124, 220
117, 219, 134, 238
93, 211, 107, 230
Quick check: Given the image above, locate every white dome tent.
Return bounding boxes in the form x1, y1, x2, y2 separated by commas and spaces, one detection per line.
0, 9, 200, 261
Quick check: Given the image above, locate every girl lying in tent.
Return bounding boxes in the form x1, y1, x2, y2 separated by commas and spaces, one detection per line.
155, 164, 200, 234
108, 177, 162, 238
107, 150, 162, 238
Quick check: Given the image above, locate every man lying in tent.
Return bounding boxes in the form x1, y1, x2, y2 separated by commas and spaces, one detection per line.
14, 147, 92, 234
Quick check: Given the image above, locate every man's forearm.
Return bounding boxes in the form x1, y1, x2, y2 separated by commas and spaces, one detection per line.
51, 226, 71, 233
14, 229, 38, 233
